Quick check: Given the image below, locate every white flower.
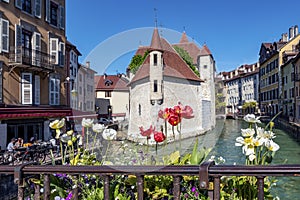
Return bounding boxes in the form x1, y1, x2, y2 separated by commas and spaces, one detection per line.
81, 118, 94, 128
77, 135, 83, 146
241, 128, 255, 137
49, 118, 65, 129
60, 134, 71, 143
265, 140, 280, 152
92, 123, 105, 133
243, 114, 261, 123
102, 129, 117, 140
248, 154, 256, 161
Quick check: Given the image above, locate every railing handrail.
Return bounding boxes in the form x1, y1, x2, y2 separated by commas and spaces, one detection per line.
1, 164, 300, 176
1, 163, 300, 200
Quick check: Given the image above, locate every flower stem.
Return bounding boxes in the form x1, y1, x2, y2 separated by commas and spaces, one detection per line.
91, 132, 98, 154
60, 141, 64, 165
102, 141, 110, 165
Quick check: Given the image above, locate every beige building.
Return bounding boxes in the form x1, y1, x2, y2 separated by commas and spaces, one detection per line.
94, 74, 129, 121
0, 0, 70, 148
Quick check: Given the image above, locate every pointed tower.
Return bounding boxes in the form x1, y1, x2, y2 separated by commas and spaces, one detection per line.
179, 31, 189, 43
149, 28, 164, 105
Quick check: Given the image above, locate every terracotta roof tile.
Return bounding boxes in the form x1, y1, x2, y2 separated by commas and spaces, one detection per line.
95, 75, 129, 91
150, 28, 162, 50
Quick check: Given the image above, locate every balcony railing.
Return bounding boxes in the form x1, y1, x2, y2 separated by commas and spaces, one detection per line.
1, 161, 299, 200
8, 46, 55, 71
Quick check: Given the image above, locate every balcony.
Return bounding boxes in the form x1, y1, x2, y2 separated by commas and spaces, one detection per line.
8, 46, 55, 72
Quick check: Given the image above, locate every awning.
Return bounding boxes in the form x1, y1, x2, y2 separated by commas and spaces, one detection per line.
0, 107, 72, 120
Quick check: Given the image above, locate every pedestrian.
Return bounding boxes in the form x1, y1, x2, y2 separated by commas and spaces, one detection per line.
7, 138, 16, 151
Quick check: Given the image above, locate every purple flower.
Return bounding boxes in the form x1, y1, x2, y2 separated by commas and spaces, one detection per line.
191, 186, 196, 193
66, 192, 73, 200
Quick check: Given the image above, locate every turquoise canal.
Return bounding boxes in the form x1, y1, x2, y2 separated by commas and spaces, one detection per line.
107, 119, 300, 199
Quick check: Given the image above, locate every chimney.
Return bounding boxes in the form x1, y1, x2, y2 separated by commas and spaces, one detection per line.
281, 33, 288, 42
289, 26, 295, 40
294, 25, 299, 36
86, 61, 90, 68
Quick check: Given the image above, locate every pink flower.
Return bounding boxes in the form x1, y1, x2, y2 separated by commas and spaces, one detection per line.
181, 105, 194, 119
139, 125, 155, 139
158, 108, 171, 120
168, 110, 181, 126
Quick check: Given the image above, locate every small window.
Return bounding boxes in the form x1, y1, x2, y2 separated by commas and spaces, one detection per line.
153, 54, 157, 66
50, 2, 58, 26
203, 65, 208, 69
154, 80, 158, 92
138, 104, 141, 116
22, 0, 32, 14
105, 91, 111, 97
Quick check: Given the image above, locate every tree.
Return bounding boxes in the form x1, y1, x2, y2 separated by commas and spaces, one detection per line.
173, 46, 200, 77
129, 50, 149, 74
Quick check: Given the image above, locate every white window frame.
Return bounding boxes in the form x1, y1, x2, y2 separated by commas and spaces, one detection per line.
34, 0, 41, 18
49, 37, 58, 64
21, 73, 32, 104
0, 18, 9, 53
32, 32, 41, 66
49, 75, 60, 105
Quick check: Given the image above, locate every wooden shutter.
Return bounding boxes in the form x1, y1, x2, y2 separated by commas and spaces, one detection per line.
50, 38, 58, 64
35, 75, 40, 105
59, 42, 65, 66
22, 73, 32, 104
34, 0, 41, 18
59, 5, 65, 30
32, 32, 41, 66
45, 0, 50, 23
1, 19, 9, 53
15, 24, 22, 63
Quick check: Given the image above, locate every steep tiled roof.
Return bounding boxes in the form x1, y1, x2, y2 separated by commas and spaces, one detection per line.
95, 75, 129, 91
150, 28, 162, 50
129, 30, 203, 84
172, 32, 201, 64
199, 44, 212, 56
179, 32, 189, 43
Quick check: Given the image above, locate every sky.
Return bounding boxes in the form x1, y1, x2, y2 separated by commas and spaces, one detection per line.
66, 0, 300, 75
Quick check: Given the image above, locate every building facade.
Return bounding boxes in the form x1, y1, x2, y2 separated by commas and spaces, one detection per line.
222, 64, 259, 117
0, 0, 70, 149
94, 74, 129, 121
127, 28, 216, 144
259, 26, 300, 117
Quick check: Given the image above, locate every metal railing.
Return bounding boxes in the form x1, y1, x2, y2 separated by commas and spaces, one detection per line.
1, 162, 300, 200
8, 46, 55, 71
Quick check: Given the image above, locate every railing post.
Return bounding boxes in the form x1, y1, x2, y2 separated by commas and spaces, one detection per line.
199, 161, 215, 199
14, 163, 34, 200
136, 174, 144, 200
173, 175, 181, 200
213, 176, 220, 200
104, 175, 110, 200
73, 175, 79, 200
43, 174, 50, 200
257, 176, 265, 200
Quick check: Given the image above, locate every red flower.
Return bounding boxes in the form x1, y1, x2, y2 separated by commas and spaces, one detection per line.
139, 125, 155, 138
168, 111, 181, 126
154, 131, 166, 143
181, 105, 194, 119
158, 108, 171, 120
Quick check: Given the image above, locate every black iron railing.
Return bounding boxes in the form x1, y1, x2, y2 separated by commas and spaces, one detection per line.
0, 162, 300, 200
8, 46, 55, 71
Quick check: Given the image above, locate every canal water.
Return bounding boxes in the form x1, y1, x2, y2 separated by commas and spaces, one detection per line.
108, 119, 300, 199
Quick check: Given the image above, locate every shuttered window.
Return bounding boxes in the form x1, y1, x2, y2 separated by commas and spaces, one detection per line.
59, 5, 65, 30
49, 76, 60, 105
0, 18, 9, 53
45, 0, 50, 23
50, 38, 58, 64
15, 0, 22, 9
21, 73, 32, 104
59, 42, 65, 66
32, 32, 41, 66
34, 75, 40, 105
15, 24, 22, 63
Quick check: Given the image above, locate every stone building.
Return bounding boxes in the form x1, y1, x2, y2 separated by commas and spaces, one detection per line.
127, 28, 216, 144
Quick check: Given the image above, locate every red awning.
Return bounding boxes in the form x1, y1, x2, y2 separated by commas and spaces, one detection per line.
0, 107, 72, 120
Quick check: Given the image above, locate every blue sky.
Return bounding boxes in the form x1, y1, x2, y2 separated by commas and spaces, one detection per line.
66, 0, 300, 74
